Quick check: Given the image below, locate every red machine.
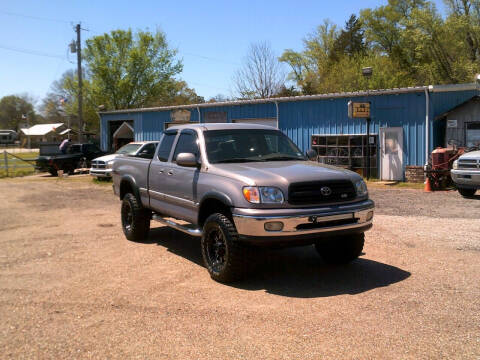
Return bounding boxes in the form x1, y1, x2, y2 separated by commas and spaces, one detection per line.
426, 146, 465, 189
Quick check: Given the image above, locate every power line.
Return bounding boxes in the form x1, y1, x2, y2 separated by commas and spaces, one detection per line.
0, 10, 71, 24
183, 52, 240, 66
0, 44, 65, 59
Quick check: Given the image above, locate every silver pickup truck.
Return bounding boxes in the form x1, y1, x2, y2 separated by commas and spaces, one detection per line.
452, 150, 480, 197
112, 123, 374, 282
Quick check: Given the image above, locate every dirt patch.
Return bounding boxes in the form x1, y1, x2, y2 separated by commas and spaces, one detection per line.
0, 177, 479, 359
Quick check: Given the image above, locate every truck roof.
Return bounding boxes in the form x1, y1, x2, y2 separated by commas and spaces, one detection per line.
166, 123, 277, 131
128, 141, 159, 145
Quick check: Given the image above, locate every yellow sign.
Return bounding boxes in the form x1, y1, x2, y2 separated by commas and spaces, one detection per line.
348, 101, 370, 118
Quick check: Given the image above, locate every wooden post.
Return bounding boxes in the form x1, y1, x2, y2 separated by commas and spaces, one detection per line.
3, 151, 8, 177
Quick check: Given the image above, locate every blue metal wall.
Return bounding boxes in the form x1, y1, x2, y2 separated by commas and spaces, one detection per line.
100, 88, 479, 169
279, 92, 428, 167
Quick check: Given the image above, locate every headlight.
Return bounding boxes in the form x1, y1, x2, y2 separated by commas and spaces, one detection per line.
243, 186, 284, 204
355, 179, 368, 196
452, 160, 458, 170
106, 160, 114, 169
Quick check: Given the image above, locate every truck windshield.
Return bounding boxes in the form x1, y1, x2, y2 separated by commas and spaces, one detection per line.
204, 129, 305, 164
116, 143, 142, 155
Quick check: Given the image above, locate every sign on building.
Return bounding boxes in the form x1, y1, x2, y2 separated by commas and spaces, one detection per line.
171, 109, 191, 122
447, 119, 458, 128
348, 101, 371, 118
204, 111, 227, 123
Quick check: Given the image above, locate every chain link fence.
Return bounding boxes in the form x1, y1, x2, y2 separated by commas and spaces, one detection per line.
0, 150, 38, 178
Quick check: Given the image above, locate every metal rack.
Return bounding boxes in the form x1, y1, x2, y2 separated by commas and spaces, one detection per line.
311, 134, 378, 177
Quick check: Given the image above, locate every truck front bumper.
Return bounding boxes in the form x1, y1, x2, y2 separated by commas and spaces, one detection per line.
451, 169, 480, 189
89, 168, 113, 178
232, 199, 374, 244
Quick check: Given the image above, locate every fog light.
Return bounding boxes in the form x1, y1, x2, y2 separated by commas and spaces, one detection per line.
264, 221, 284, 231
366, 211, 374, 221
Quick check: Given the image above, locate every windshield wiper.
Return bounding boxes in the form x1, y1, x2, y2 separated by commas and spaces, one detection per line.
215, 158, 265, 163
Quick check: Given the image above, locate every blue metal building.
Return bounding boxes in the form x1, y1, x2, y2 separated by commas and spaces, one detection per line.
99, 83, 479, 180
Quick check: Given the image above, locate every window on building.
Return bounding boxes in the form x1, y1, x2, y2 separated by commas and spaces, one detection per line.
173, 131, 199, 162
157, 132, 176, 162
466, 123, 480, 147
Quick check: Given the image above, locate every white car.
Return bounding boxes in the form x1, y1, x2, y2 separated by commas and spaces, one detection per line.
90, 141, 158, 178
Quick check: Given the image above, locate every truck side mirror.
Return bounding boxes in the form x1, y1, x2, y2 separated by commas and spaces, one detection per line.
176, 152, 199, 167
306, 149, 317, 161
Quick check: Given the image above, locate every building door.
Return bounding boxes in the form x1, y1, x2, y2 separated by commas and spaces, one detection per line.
112, 122, 134, 151
380, 127, 403, 181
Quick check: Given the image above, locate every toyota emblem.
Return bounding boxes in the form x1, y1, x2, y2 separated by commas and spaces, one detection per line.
320, 186, 332, 196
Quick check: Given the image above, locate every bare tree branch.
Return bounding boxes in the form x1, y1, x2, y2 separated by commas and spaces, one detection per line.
233, 42, 285, 99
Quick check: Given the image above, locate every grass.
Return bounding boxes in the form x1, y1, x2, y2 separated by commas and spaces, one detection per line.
92, 177, 113, 186
0, 151, 38, 178
366, 179, 425, 190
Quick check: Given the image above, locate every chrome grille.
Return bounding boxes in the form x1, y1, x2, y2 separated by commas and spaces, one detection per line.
288, 180, 356, 205
91, 160, 106, 169
458, 159, 480, 170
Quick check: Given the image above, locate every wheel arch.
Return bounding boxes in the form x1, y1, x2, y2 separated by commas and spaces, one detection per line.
119, 175, 141, 202
198, 192, 234, 227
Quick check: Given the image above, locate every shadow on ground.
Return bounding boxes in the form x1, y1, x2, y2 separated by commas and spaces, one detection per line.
146, 226, 411, 298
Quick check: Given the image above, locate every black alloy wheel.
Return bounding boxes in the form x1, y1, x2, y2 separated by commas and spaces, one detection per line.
200, 213, 250, 283
122, 200, 133, 233
120, 193, 150, 242
204, 227, 227, 273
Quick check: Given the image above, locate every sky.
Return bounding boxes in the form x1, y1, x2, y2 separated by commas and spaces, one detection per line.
0, 0, 447, 107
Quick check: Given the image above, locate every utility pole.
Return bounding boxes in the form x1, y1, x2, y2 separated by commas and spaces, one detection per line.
75, 23, 84, 143
362, 67, 373, 180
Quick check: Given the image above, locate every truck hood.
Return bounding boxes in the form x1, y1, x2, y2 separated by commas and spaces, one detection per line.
210, 160, 361, 187
92, 154, 119, 162
459, 150, 480, 160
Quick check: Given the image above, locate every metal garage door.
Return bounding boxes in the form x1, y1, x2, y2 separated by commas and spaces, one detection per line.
233, 118, 277, 128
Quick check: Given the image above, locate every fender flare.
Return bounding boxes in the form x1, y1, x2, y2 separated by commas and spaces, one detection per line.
199, 191, 234, 208
119, 175, 141, 202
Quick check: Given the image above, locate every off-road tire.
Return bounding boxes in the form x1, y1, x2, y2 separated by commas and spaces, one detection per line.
201, 213, 249, 283
121, 193, 150, 242
48, 168, 58, 177
315, 233, 365, 265
458, 188, 476, 198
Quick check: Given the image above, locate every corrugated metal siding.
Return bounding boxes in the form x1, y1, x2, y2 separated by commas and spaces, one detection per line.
99, 88, 479, 170
199, 103, 276, 122
278, 92, 427, 167
140, 111, 170, 142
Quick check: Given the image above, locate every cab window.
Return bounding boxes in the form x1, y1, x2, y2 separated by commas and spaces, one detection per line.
157, 132, 177, 162
173, 131, 199, 162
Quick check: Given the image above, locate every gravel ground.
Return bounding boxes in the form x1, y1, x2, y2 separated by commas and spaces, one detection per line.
0, 176, 479, 359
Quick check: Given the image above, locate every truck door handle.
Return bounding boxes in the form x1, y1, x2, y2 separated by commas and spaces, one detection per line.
158, 169, 164, 174
167, 170, 174, 176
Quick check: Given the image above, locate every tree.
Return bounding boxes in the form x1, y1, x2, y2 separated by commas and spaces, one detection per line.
208, 94, 232, 103
233, 41, 286, 99
0, 95, 38, 131
280, 20, 339, 94
149, 80, 205, 106
280, 0, 480, 94
84, 29, 183, 109
330, 15, 367, 61
42, 70, 99, 133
